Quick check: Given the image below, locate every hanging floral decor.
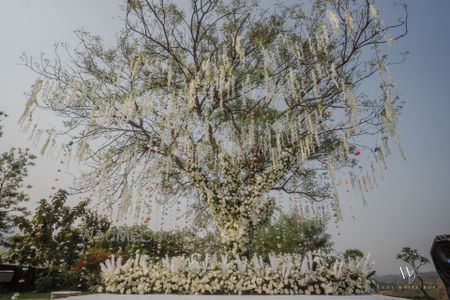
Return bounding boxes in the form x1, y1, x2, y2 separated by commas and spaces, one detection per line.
18, 0, 407, 255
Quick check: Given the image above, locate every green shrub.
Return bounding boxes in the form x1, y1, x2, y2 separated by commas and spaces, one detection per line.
35, 269, 78, 292
343, 249, 364, 260
7, 190, 110, 270
251, 211, 333, 257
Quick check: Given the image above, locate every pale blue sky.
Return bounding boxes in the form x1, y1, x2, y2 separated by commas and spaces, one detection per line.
0, 0, 449, 275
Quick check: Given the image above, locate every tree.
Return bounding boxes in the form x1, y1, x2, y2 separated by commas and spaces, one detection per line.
252, 211, 333, 257
343, 248, 364, 260
396, 247, 433, 299
0, 112, 35, 238
19, 0, 407, 256
8, 189, 110, 269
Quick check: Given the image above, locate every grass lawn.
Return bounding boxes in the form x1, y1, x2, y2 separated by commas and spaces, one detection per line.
0, 292, 94, 300
0, 292, 49, 300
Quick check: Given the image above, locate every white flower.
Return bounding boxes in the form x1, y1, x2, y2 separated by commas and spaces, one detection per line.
369, 2, 379, 20
326, 11, 340, 34
99, 252, 375, 295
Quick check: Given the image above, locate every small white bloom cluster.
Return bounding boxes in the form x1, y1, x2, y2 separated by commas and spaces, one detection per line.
99, 251, 376, 295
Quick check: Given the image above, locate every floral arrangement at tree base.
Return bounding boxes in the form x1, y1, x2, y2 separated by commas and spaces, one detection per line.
99, 251, 376, 295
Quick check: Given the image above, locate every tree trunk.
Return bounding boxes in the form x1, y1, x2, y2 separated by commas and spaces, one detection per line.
207, 197, 275, 257
418, 276, 433, 299
217, 217, 252, 257
188, 152, 289, 257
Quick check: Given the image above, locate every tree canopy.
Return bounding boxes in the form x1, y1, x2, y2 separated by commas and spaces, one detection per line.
0, 112, 35, 239
19, 0, 407, 255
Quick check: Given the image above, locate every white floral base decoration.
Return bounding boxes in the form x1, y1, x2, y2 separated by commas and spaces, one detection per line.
98, 252, 378, 296
73, 295, 404, 300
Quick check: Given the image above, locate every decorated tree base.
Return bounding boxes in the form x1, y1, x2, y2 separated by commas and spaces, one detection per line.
99, 252, 377, 295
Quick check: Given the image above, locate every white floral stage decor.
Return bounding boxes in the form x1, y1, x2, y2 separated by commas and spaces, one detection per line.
97, 251, 378, 296
71, 295, 404, 299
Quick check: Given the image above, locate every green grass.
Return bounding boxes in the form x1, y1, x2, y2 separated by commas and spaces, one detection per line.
0, 292, 49, 300
0, 292, 94, 300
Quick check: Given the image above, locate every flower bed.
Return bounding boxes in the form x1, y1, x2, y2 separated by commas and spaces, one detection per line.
99, 251, 376, 295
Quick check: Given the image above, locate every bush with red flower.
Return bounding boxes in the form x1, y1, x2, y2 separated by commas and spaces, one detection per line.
6, 189, 111, 291
70, 247, 110, 289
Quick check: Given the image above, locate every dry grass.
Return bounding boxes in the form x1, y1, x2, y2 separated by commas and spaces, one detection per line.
377, 278, 447, 300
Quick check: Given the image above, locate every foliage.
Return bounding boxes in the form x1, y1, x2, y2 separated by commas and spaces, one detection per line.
107, 225, 188, 259
116, 212, 336, 259
34, 269, 70, 293
0, 111, 5, 137
396, 247, 429, 267
20, 0, 407, 256
182, 231, 224, 257
251, 211, 333, 257
7, 189, 112, 291
99, 251, 377, 295
8, 189, 110, 269
0, 112, 35, 238
80, 212, 334, 262
34, 267, 89, 292
70, 247, 110, 289
396, 246, 433, 299
344, 249, 365, 261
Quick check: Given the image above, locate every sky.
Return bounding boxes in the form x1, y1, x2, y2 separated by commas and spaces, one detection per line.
0, 0, 449, 276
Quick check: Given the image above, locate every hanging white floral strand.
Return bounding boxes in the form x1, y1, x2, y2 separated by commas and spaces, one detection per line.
326, 11, 340, 34
19, 79, 43, 124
